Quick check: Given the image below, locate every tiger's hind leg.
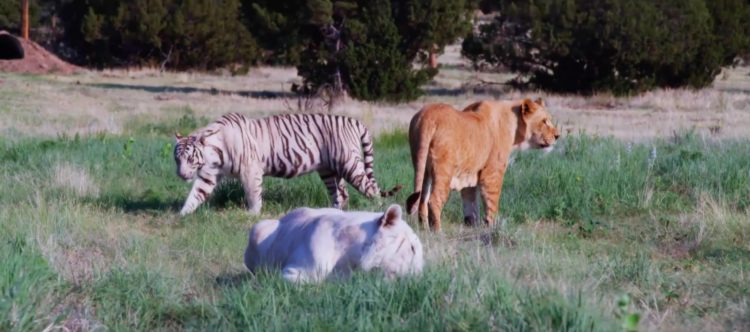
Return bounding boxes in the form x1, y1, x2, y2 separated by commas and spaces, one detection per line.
337, 154, 379, 199
320, 170, 349, 209
336, 178, 349, 209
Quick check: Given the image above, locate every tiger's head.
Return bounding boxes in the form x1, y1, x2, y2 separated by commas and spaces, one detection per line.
360, 205, 424, 279
174, 133, 205, 181
516, 98, 561, 151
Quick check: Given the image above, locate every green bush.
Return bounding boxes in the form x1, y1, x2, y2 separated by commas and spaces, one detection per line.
239, 0, 307, 65
298, 0, 436, 102
60, 0, 259, 70
295, 0, 473, 102
463, 0, 750, 94
0, 0, 40, 32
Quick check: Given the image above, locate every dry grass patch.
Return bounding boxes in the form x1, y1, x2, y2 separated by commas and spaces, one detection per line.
3, 62, 750, 140
52, 163, 100, 198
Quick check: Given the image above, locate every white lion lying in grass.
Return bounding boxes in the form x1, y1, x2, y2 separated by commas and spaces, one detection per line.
244, 204, 424, 283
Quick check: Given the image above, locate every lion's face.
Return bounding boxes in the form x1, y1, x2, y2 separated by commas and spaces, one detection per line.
519, 99, 560, 150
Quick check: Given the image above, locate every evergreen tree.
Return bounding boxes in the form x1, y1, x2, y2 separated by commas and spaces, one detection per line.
392, 0, 475, 67
0, 0, 46, 34
463, 0, 750, 94
296, 0, 475, 101
240, 0, 307, 65
341, 0, 434, 101
62, 0, 259, 70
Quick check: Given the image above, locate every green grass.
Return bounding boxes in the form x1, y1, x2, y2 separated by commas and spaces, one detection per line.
1, 128, 749, 331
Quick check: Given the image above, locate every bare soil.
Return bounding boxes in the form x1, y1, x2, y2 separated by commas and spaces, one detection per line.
0, 31, 80, 75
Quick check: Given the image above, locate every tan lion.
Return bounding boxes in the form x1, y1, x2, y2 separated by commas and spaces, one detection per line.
405, 98, 560, 231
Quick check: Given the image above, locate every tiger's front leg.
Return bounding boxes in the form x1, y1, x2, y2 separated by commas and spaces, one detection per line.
241, 166, 264, 214
180, 167, 220, 216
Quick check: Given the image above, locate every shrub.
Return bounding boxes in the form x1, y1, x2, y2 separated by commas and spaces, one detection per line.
60, 0, 259, 70
462, 0, 750, 94
295, 0, 473, 102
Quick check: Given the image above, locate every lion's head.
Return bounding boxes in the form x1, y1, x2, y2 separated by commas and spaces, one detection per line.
517, 98, 560, 150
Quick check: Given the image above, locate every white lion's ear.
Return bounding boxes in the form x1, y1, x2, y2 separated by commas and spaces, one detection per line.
380, 204, 402, 228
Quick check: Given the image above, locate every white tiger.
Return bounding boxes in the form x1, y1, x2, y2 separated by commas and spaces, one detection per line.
174, 113, 401, 215
244, 204, 424, 283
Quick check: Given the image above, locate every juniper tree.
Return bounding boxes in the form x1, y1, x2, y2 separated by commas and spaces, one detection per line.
463, 0, 750, 94
62, 0, 259, 70
295, 0, 475, 101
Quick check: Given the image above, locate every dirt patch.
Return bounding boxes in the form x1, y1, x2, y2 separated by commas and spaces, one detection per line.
0, 31, 81, 75
49, 293, 105, 332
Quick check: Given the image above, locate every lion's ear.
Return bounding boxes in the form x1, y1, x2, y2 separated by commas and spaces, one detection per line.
521, 98, 536, 116
535, 98, 545, 108
379, 204, 402, 228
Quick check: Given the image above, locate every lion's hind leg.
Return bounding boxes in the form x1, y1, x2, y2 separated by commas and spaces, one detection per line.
418, 174, 432, 229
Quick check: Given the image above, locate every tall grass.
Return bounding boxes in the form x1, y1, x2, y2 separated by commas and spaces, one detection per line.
1, 129, 749, 330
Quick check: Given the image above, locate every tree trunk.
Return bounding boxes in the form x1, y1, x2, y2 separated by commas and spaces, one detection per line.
21, 0, 29, 40
428, 44, 438, 69
333, 36, 343, 95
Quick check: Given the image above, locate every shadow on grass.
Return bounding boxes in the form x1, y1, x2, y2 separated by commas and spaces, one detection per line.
91, 194, 183, 213
422, 85, 512, 98
699, 247, 750, 262
215, 272, 254, 288
88, 83, 296, 99
209, 181, 247, 209
88, 179, 325, 215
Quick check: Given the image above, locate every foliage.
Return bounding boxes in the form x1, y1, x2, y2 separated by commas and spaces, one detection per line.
239, 0, 307, 65
59, 0, 259, 70
296, 0, 475, 101
244, 0, 473, 101
463, 0, 750, 94
0, 0, 54, 33
298, 0, 426, 101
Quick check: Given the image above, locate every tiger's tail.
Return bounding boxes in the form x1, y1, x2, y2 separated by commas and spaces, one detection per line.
358, 122, 402, 198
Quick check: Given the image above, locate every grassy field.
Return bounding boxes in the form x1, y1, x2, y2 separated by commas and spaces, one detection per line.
1, 67, 750, 331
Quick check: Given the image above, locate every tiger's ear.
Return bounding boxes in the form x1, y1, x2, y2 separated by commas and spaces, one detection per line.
188, 135, 197, 143
175, 132, 183, 140
379, 204, 402, 228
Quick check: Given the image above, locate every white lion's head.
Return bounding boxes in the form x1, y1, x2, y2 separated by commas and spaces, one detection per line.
360, 204, 424, 278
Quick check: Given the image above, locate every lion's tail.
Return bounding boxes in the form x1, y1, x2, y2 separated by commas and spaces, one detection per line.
406, 114, 435, 215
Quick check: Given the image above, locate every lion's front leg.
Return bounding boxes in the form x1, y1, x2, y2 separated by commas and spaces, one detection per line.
479, 168, 506, 227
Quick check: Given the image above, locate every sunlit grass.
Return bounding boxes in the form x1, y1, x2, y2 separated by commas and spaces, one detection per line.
1, 128, 749, 331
